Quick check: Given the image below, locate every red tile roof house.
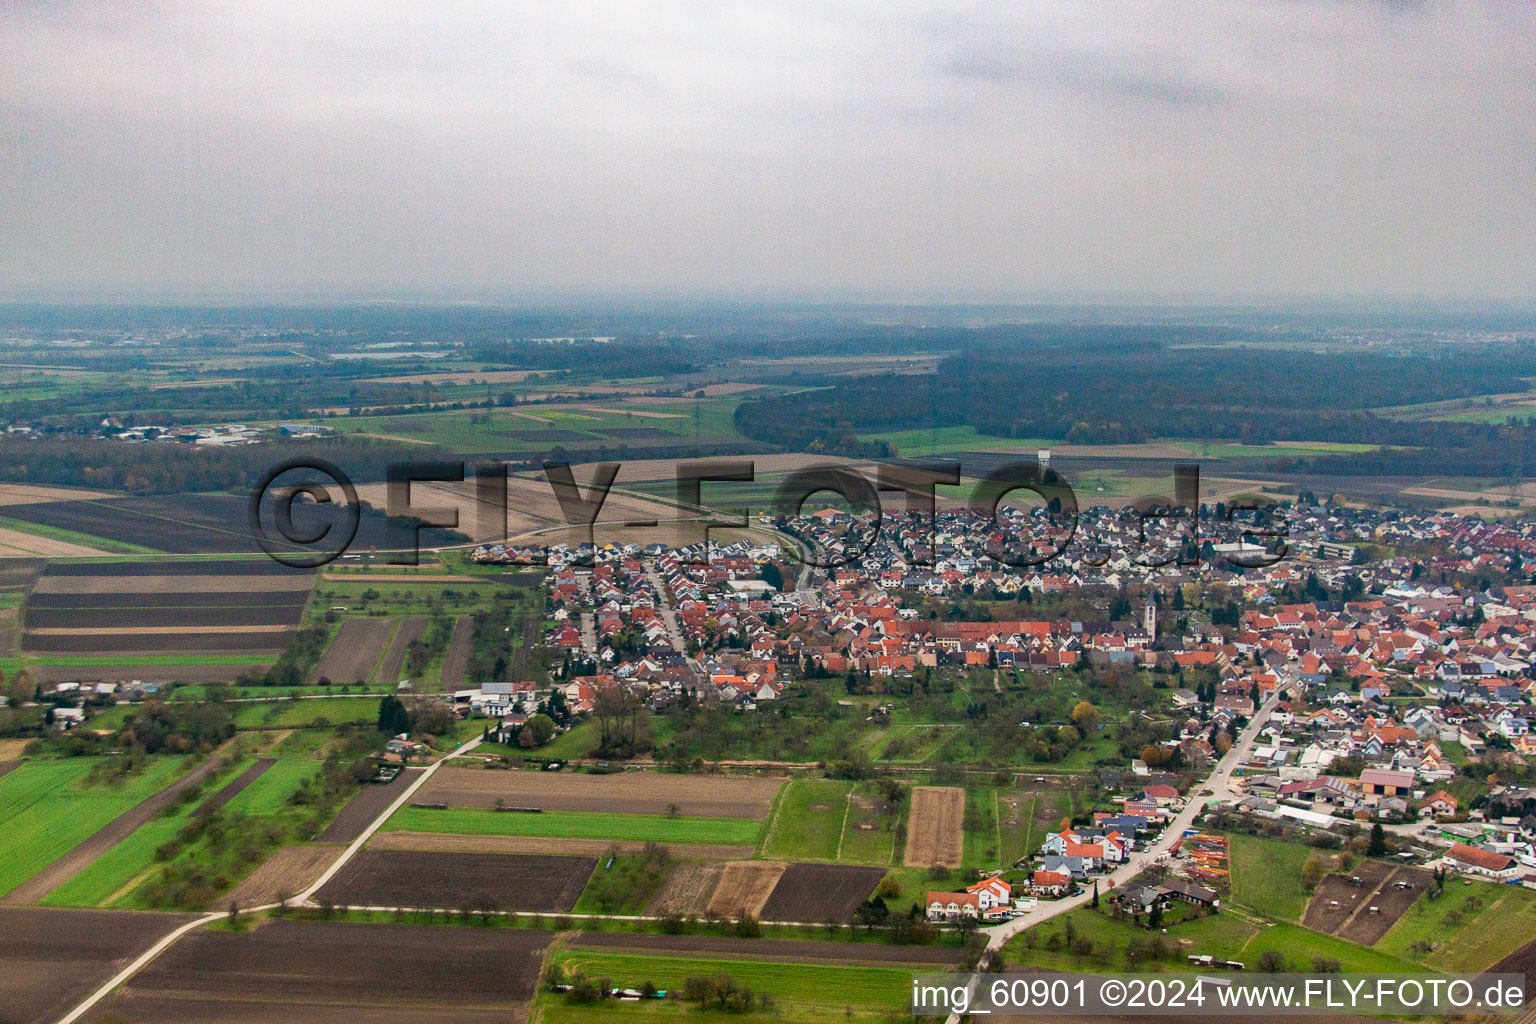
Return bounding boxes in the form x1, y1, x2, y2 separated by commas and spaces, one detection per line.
926, 878, 1012, 923
1418, 791, 1459, 820
1030, 870, 1072, 897
1142, 784, 1180, 806
1443, 843, 1520, 879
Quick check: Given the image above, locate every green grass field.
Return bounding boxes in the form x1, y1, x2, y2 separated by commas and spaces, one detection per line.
835, 781, 898, 866
1226, 832, 1311, 921
42, 757, 259, 908
1004, 905, 1423, 975
761, 779, 852, 861
962, 787, 1000, 869
0, 758, 187, 897
1377, 880, 1536, 971
385, 806, 762, 846
232, 697, 383, 729
541, 950, 912, 1022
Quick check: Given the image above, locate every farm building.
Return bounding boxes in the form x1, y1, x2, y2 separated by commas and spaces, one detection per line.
1442, 843, 1519, 880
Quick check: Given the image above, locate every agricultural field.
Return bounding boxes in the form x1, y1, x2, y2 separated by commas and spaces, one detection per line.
0, 906, 195, 1024
835, 781, 900, 866
539, 949, 912, 1023
567, 930, 967, 966
1225, 832, 1312, 921
375, 616, 427, 684
2, 492, 467, 556
758, 864, 886, 924
0, 757, 188, 899
25, 754, 268, 907
23, 560, 313, 677
227, 844, 342, 909
81, 918, 554, 1024
707, 862, 785, 918
414, 767, 783, 818
384, 806, 763, 846
315, 849, 596, 912
310, 618, 392, 684
231, 696, 384, 729
1378, 878, 1536, 972
649, 861, 728, 916
319, 767, 424, 843
902, 786, 963, 868
371, 831, 755, 861
760, 778, 851, 861
439, 618, 474, 685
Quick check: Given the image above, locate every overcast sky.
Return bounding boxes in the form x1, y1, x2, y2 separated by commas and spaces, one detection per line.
2, 1, 1533, 303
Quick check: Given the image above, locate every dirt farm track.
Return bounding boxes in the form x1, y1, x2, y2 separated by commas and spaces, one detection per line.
416, 766, 784, 818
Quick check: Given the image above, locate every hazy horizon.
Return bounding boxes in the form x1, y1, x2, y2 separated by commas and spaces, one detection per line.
4, 1, 1534, 304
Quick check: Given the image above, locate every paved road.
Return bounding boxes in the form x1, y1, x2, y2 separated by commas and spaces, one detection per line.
644, 563, 687, 654
942, 693, 1283, 1023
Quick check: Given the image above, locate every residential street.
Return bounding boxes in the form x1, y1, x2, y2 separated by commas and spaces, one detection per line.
943, 693, 1283, 1023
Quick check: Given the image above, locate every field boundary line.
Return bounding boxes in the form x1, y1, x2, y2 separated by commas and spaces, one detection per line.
995, 792, 1007, 859
755, 778, 791, 858
833, 789, 853, 862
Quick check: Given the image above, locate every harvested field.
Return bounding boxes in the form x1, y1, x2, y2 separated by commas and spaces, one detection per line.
0, 526, 108, 557
706, 861, 785, 919
903, 786, 964, 868
31, 573, 312, 594
649, 860, 727, 916
760, 863, 886, 923
353, 475, 681, 545
569, 930, 967, 966
24, 560, 312, 659
1337, 868, 1431, 946
417, 767, 782, 818
376, 617, 427, 684
315, 849, 595, 912
81, 918, 553, 1024
312, 618, 392, 684
439, 617, 474, 685
319, 768, 423, 843
226, 845, 342, 909
0, 737, 29, 761
197, 759, 275, 814
0, 906, 194, 1024
0, 483, 117, 505
370, 831, 753, 861
3, 751, 231, 905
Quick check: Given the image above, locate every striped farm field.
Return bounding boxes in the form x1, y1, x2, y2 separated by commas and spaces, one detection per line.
0, 758, 187, 898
